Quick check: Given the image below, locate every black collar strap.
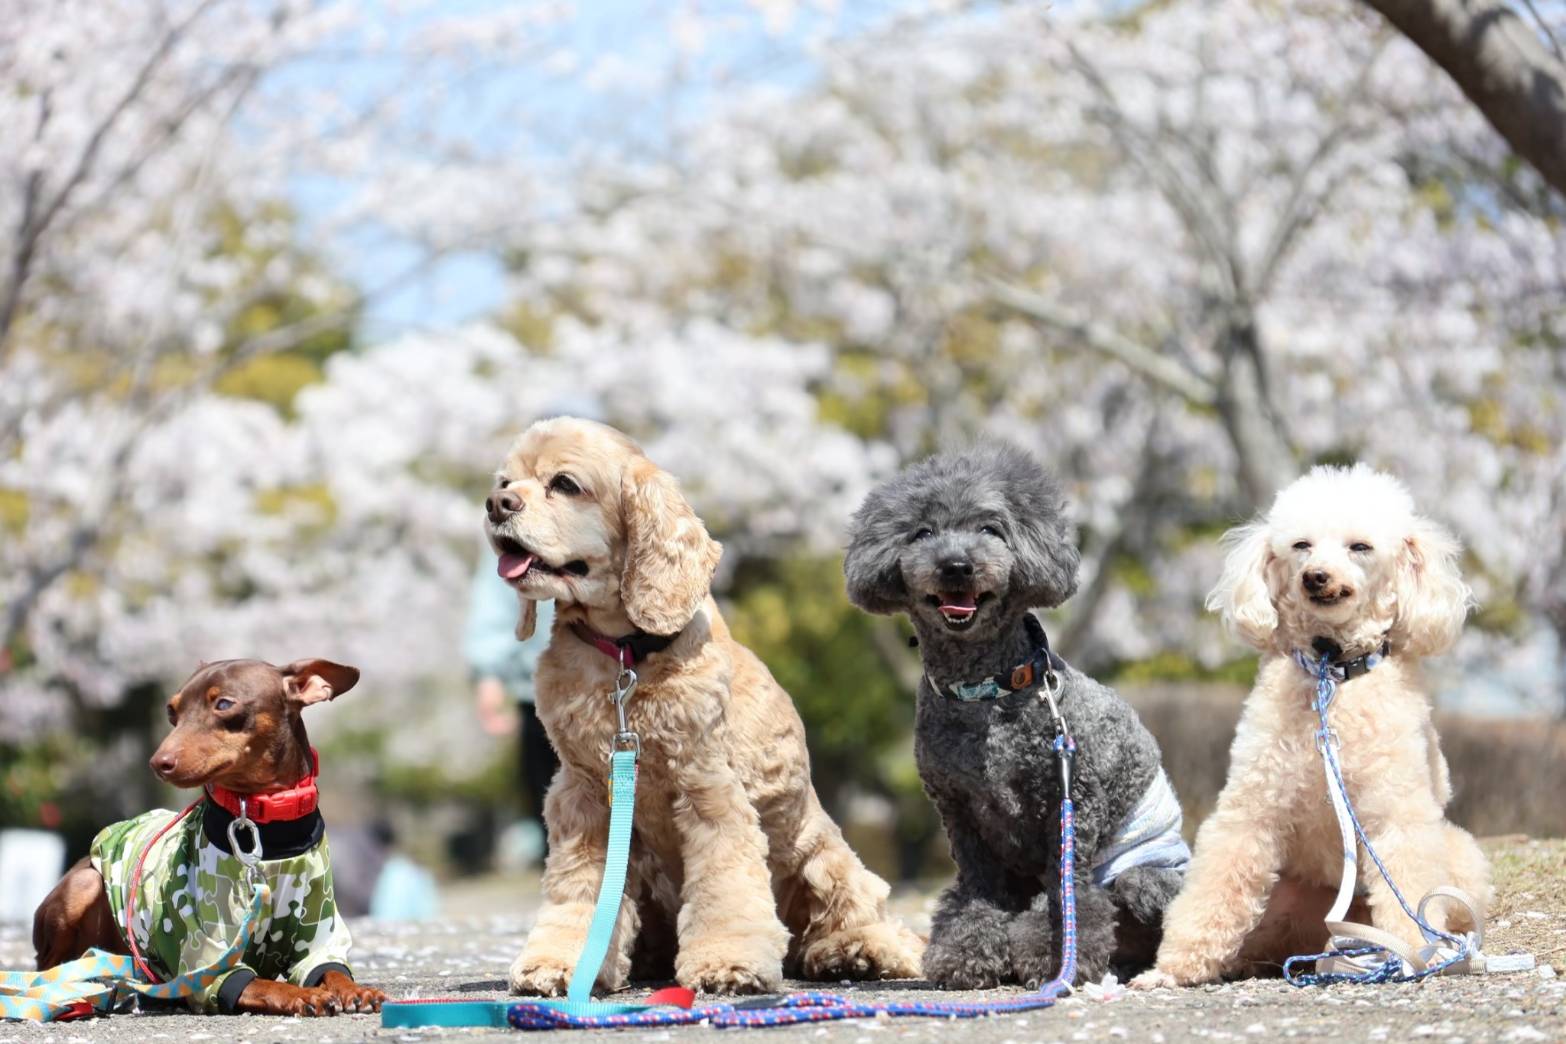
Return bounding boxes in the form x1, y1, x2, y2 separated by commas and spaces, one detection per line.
1309, 635, 1391, 681
202, 797, 325, 861
940, 614, 1068, 703
571, 622, 680, 666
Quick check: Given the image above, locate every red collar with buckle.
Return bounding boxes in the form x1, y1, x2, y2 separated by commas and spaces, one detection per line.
206, 747, 320, 824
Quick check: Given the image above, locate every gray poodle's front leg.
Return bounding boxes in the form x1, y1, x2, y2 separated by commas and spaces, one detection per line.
1008, 870, 1118, 987
1106, 865, 1185, 971
923, 808, 1028, 989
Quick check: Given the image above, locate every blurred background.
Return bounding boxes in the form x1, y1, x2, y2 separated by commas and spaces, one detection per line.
2, 0, 1564, 918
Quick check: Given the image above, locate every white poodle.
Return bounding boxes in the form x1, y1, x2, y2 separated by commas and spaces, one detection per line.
1138, 463, 1490, 986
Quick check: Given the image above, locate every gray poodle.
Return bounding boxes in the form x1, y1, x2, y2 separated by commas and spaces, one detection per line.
844, 443, 1189, 989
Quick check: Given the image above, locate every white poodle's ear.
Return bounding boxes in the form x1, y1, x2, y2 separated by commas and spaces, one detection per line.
1206, 521, 1278, 649
514, 596, 538, 642
1390, 515, 1471, 657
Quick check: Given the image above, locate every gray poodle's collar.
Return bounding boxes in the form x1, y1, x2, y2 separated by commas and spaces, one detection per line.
934, 615, 1068, 703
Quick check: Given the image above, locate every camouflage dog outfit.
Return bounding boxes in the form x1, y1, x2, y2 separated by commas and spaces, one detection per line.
90, 800, 353, 1013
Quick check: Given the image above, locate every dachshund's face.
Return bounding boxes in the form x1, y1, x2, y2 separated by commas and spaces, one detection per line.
845, 444, 1080, 639
485, 417, 721, 638
1208, 465, 1472, 658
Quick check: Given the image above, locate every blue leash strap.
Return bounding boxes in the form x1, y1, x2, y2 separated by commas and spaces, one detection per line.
1283, 655, 1472, 987
566, 748, 638, 1003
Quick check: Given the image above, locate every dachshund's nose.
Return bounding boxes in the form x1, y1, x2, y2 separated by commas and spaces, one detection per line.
1303, 569, 1332, 593
939, 557, 975, 583
150, 752, 178, 779
486, 489, 523, 524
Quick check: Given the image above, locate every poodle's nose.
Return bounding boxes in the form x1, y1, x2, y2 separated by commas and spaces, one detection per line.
1303, 568, 1332, 592
939, 557, 975, 582
486, 489, 523, 524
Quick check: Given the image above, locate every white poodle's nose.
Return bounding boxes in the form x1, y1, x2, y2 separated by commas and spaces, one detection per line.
1303, 568, 1332, 593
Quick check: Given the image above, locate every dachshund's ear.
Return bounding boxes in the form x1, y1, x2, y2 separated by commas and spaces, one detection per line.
619, 456, 721, 635
282, 659, 360, 708
514, 597, 538, 642
1389, 514, 1472, 657
1206, 521, 1278, 648
844, 487, 911, 615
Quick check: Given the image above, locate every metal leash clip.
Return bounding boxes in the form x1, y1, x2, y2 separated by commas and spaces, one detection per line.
610, 666, 640, 759
1039, 669, 1074, 793
227, 797, 265, 894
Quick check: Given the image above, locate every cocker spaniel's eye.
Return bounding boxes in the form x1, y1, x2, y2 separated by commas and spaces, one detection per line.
910, 526, 934, 543
549, 474, 581, 496
1292, 541, 1311, 551
979, 524, 1005, 542
1349, 542, 1373, 553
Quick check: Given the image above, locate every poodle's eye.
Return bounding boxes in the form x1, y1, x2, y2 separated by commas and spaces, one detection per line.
979, 524, 1005, 542
1349, 542, 1373, 553
910, 526, 934, 543
549, 474, 581, 496
1292, 541, 1311, 551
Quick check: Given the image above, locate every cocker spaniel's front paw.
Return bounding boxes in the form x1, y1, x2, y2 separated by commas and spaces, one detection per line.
509, 951, 573, 996
922, 931, 1013, 989
1134, 948, 1223, 988
1128, 968, 1177, 990
677, 936, 783, 995
798, 921, 924, 981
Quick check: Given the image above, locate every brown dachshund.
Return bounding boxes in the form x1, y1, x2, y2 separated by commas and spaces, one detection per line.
32, 659, 386, 1016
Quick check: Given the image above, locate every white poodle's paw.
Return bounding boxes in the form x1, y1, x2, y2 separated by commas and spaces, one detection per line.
1129, 968, 1178, 991
509, 951, 573, 996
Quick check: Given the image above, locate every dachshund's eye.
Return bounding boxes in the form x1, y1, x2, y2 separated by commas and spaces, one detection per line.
1292, 541, 1311, 551
910, 526, 934, 543
1349, 542, 1373, 553
979, 524, 1005, 542
214, 698, 235, 712
549, 474, 581, 496
166, 705, 177, 726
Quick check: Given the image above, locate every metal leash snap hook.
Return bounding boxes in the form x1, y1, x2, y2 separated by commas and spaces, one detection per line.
227, 798, 264, 870
610, 667, 640, 759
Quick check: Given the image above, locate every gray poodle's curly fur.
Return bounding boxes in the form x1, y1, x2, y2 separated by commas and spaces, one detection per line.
844, 443, 1184, 988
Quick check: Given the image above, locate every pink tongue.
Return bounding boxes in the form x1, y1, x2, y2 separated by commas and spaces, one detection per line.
940, 594, 977, 615
498, 553, 536, 580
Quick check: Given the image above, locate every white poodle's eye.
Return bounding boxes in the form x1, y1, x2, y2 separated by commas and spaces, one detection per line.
979, 524, 1005, 542
910, 526, 934, 543
1292, 541, 1311, 551
1350, 542, 1373, 553
549, 474, 581, 496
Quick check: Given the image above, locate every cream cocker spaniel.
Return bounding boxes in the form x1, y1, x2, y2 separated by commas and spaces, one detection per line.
484, 417, 922, 996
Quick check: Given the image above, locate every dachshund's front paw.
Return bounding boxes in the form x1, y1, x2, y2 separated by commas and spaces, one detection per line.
509, 952, 573, 996
318, 970, 385, 1013
922, 934, 1012, 989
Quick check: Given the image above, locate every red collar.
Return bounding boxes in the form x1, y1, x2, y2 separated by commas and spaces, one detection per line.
205, 747, 320, 824
570, 622, 680, 667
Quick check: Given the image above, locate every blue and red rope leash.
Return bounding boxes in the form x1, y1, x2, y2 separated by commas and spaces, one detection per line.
384, 658, 1083, 1032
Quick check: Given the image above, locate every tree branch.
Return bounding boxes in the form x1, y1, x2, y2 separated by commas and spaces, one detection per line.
983, 276, 1218, 406
1358, 0, 1566, 199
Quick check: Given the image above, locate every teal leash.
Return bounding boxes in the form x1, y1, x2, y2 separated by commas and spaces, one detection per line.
384, 663, 664, 1028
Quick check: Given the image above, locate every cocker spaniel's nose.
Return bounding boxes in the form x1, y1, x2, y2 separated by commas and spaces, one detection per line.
939, 557, 975, 582
486, 489, 523, 523
1303, 568, 1332, 592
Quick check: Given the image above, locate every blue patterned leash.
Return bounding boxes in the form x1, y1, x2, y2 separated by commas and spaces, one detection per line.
1282, 651, 1476, 986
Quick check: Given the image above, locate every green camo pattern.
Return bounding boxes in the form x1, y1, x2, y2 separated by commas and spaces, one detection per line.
90, 806, 352, 1013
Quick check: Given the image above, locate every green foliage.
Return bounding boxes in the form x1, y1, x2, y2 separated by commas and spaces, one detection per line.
1112, 650, 1258, 686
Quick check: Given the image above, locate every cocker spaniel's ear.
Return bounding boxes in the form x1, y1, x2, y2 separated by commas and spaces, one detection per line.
1389, 514, 1472, 657
514, 596, 538, 642
619, 456, 721, 635
1207, 521, 1279, 649
843, 511, 908, 615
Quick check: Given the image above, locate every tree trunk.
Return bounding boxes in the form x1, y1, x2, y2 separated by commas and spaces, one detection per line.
1214, 319, 1299, 512
1359, 0, 1566, 199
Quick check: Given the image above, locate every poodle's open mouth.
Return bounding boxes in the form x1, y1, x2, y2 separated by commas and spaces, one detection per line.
927, 590, 995, 630
1308, 590, 1352, 607
494, 537, 589, 582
